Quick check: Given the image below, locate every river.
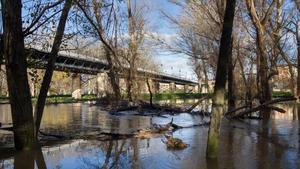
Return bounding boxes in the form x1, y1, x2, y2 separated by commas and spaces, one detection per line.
0, 100, 299, 169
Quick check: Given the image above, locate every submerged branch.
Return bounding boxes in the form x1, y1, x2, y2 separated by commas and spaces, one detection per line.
229, 97, 296, 119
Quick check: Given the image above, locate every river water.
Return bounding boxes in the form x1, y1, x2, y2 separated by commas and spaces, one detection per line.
0, 100, 299, 169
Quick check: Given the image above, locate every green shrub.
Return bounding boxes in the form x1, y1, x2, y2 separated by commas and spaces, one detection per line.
272, 91, 292, 98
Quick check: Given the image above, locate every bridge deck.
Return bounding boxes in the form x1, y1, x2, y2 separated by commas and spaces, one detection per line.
22, 48, 197, 85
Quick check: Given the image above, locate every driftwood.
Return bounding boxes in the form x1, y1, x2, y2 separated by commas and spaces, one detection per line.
229, 97, 296, 119
162, 135, 188, 150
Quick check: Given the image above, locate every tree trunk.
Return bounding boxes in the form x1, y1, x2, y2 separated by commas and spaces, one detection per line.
146, 78, 153, 107
126, 0, 137, 101
201, 59, 210, 93
237, 47, 253, 107
227, 39, 236, 111
1, 0, 36, 150
206, 0, 236, 158
257, 31, 272, 105
256, 30, 272, 120
34, 0, 73, 136
105, 48, 121, 100
245, 0, 276, 119
0, 34, 3, 63
296, 23, 300, 100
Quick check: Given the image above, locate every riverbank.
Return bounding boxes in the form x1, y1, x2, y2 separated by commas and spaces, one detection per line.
0, 93, 210, 105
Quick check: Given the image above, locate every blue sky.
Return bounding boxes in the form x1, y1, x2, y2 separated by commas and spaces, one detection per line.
138, 0, 197, 81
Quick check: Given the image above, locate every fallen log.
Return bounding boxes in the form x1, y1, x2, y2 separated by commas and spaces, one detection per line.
185, 96, 211, 112
39, 130, 67, 139
224, 105, 249, 116
267, 106, 286, 113
230, 97, 296, 119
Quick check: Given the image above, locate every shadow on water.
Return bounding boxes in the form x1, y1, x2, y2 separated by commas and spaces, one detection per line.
0, 101, 299, 168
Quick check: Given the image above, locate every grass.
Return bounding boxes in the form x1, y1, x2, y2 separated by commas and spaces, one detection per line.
0, 94, 98, 104
42, 94, 98, 104
0, 91, 294, 104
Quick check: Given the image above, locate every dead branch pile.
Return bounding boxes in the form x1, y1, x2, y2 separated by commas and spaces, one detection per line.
97, 97, 211, 117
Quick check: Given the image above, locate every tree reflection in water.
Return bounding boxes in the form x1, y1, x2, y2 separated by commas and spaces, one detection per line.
80, 139, 127, 169
14, 146, 46, 169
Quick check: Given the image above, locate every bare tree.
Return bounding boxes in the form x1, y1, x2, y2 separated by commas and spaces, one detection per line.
34, 0, 73, 136
77, 0, 122, 100
245, 0, 277, 108
1, 0, 36, 150
1, 0, 72, 150
206, 0, 236, 158
125, 0, 146, 101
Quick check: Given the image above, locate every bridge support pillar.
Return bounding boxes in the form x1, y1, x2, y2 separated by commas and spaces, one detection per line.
193, 85, 198, 93
153, 81, 160, 94
96, 73, 109, 98
71, 73, 82, 99
170, 82, 176, 93
184, 84, 189, 93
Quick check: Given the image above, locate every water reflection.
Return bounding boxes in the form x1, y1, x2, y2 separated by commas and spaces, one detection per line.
14, 147, 46, 169
0, 102, 299, 168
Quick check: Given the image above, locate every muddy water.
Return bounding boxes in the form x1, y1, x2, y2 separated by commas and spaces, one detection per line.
0, 101, 299, 169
